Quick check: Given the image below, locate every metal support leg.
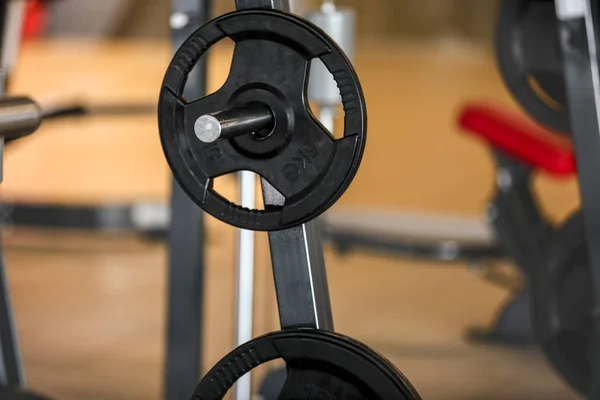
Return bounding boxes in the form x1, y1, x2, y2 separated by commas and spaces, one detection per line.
469, 290, 535, 346
262, 180, 334, 331
164, 182, 205, 400
468, 153, 549, 346
0, 0, 26, 85
234, 178, 334, 398
163, 1, 209, 399
0, 244, 24, 388
233, 171, 256, 400
256, 181, 333, 400
555, 0, 600, 398
0, 2, 25, 383
488, 153, 552, 279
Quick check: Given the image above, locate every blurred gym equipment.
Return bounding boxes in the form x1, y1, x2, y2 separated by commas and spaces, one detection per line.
495, 0, 569, 135
0, 0, 162, 234
317, 2, 538, 345
467, 2, 600, 398
0, 2, 52, 398
531, 1, 600, 398
458, 103, 574, 344
0, 7, 53, 400
325, 1, 600, 398
324, 100, 576, 348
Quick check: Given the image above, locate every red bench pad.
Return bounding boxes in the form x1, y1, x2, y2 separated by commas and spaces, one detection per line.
458, 103, 576, 176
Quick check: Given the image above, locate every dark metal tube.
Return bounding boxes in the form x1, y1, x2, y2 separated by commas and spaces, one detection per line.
218, 105, 273, 139
194, 104, 274, 143
0, 97, 41, 141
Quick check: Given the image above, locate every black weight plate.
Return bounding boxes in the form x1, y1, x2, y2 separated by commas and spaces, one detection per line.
495, 0, 570, 134
533, 211, 592, 395
158, 10, 367, 231
257, 367, 288, 399
191, 329, 421, 400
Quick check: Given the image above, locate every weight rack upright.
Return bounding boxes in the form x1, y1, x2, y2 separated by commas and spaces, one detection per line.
555, 0, 600, 398
163, 1, 209, 399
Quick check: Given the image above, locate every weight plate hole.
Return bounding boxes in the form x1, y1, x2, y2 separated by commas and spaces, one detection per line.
183, 37, 235, 102
213, 172, 265, 211
307, 58, 345, 140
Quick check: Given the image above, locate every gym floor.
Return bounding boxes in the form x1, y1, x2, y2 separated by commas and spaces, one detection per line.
1, 38, 581, 399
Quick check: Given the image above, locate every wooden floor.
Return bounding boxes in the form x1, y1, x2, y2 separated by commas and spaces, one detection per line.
0, 38, 583, 399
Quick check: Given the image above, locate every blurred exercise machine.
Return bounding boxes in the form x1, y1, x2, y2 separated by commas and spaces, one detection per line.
497, 1, 600, 397
318, 0, 594, 357
325, 0, 600, 398
0, 0, 159, 234
0, 4, 53, 400
325, 98, 576, 347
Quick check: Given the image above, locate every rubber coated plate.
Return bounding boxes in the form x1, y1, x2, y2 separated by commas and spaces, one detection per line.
533, 211, 591, 395
158, 10, 367, 231
191, 329, 421, 399
495, 0, 570, 134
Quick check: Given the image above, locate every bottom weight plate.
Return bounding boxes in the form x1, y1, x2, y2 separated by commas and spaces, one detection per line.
533, 211, 592, 395
191, 329, 421, 400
